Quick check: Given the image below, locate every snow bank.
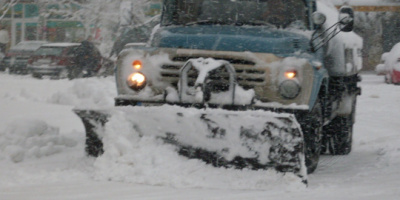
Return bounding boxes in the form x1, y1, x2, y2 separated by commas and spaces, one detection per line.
1, 73, 400, 199
0, 74, 115, 108
0, 119, 77, 163
48, 77, 116, 108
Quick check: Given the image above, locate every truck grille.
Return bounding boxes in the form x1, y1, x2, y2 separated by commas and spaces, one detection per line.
292, 39, 300, 49
161, 56, 265, 89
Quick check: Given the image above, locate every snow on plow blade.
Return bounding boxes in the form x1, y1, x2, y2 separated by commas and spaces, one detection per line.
74, 105, 307, 183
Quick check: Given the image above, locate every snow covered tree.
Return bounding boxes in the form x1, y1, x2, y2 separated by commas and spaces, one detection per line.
381, 12, 400, 52
35, 0, 160, 55
353, 12, 388, 70
353, 10, 400, 70
0, 0, 18, 22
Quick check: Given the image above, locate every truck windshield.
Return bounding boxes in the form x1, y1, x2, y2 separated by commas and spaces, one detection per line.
162, 0, 307, 28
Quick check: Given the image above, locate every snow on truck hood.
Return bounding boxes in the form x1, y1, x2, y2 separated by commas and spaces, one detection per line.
152, 25, 311, 55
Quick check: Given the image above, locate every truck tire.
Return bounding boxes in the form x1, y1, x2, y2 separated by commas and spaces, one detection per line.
322, 116, 353, 155
322, 97, 356, 155
299, 99, 323, 174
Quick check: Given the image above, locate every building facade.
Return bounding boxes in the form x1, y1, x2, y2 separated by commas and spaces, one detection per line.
0, 0, 87, 48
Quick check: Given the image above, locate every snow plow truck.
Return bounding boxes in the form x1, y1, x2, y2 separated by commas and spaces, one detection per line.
75, 0, 362, 184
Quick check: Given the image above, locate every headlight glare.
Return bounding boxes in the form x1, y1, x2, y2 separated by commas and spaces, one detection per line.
127, 72, 146, 91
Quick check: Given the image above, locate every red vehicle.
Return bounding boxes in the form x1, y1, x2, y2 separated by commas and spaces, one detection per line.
377, 43, 400, 85
27, 43, 114, 79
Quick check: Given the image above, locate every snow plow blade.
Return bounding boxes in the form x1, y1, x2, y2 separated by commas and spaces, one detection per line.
74, 105, 307, 183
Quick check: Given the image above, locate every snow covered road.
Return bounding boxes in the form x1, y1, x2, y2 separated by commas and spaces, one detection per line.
0, 72, 399, 200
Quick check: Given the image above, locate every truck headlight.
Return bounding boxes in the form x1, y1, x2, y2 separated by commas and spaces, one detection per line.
127, 72, 146, 91
279, 80, 301, 99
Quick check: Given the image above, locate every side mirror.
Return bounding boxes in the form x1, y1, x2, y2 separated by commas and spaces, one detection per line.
311, 12, 326, 27
309, 7, 355, 52
338, 6, 354, 32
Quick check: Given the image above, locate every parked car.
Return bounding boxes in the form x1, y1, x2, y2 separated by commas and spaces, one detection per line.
0, 40, 48, 74
27, 43, 80, 79
378, 43, 400, 84
27, 42, 114, 79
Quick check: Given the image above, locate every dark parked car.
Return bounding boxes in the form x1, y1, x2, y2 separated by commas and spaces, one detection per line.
27, 42, 114, 79
0, 40, 48, 74
27, 43, 80, 79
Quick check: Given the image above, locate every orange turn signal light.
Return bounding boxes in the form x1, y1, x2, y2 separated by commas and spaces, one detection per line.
284, 71, 297, 79
132, 60, 142, 70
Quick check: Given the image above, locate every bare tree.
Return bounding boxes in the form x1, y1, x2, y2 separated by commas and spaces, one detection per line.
0, 0, 19, 22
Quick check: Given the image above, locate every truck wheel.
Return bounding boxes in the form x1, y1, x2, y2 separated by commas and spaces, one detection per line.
322, 97, 356, 155
323, 116, 353, 155
300, 99, 323, 174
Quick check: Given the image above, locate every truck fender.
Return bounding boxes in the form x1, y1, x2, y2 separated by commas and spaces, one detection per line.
308, 68, 329, 111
